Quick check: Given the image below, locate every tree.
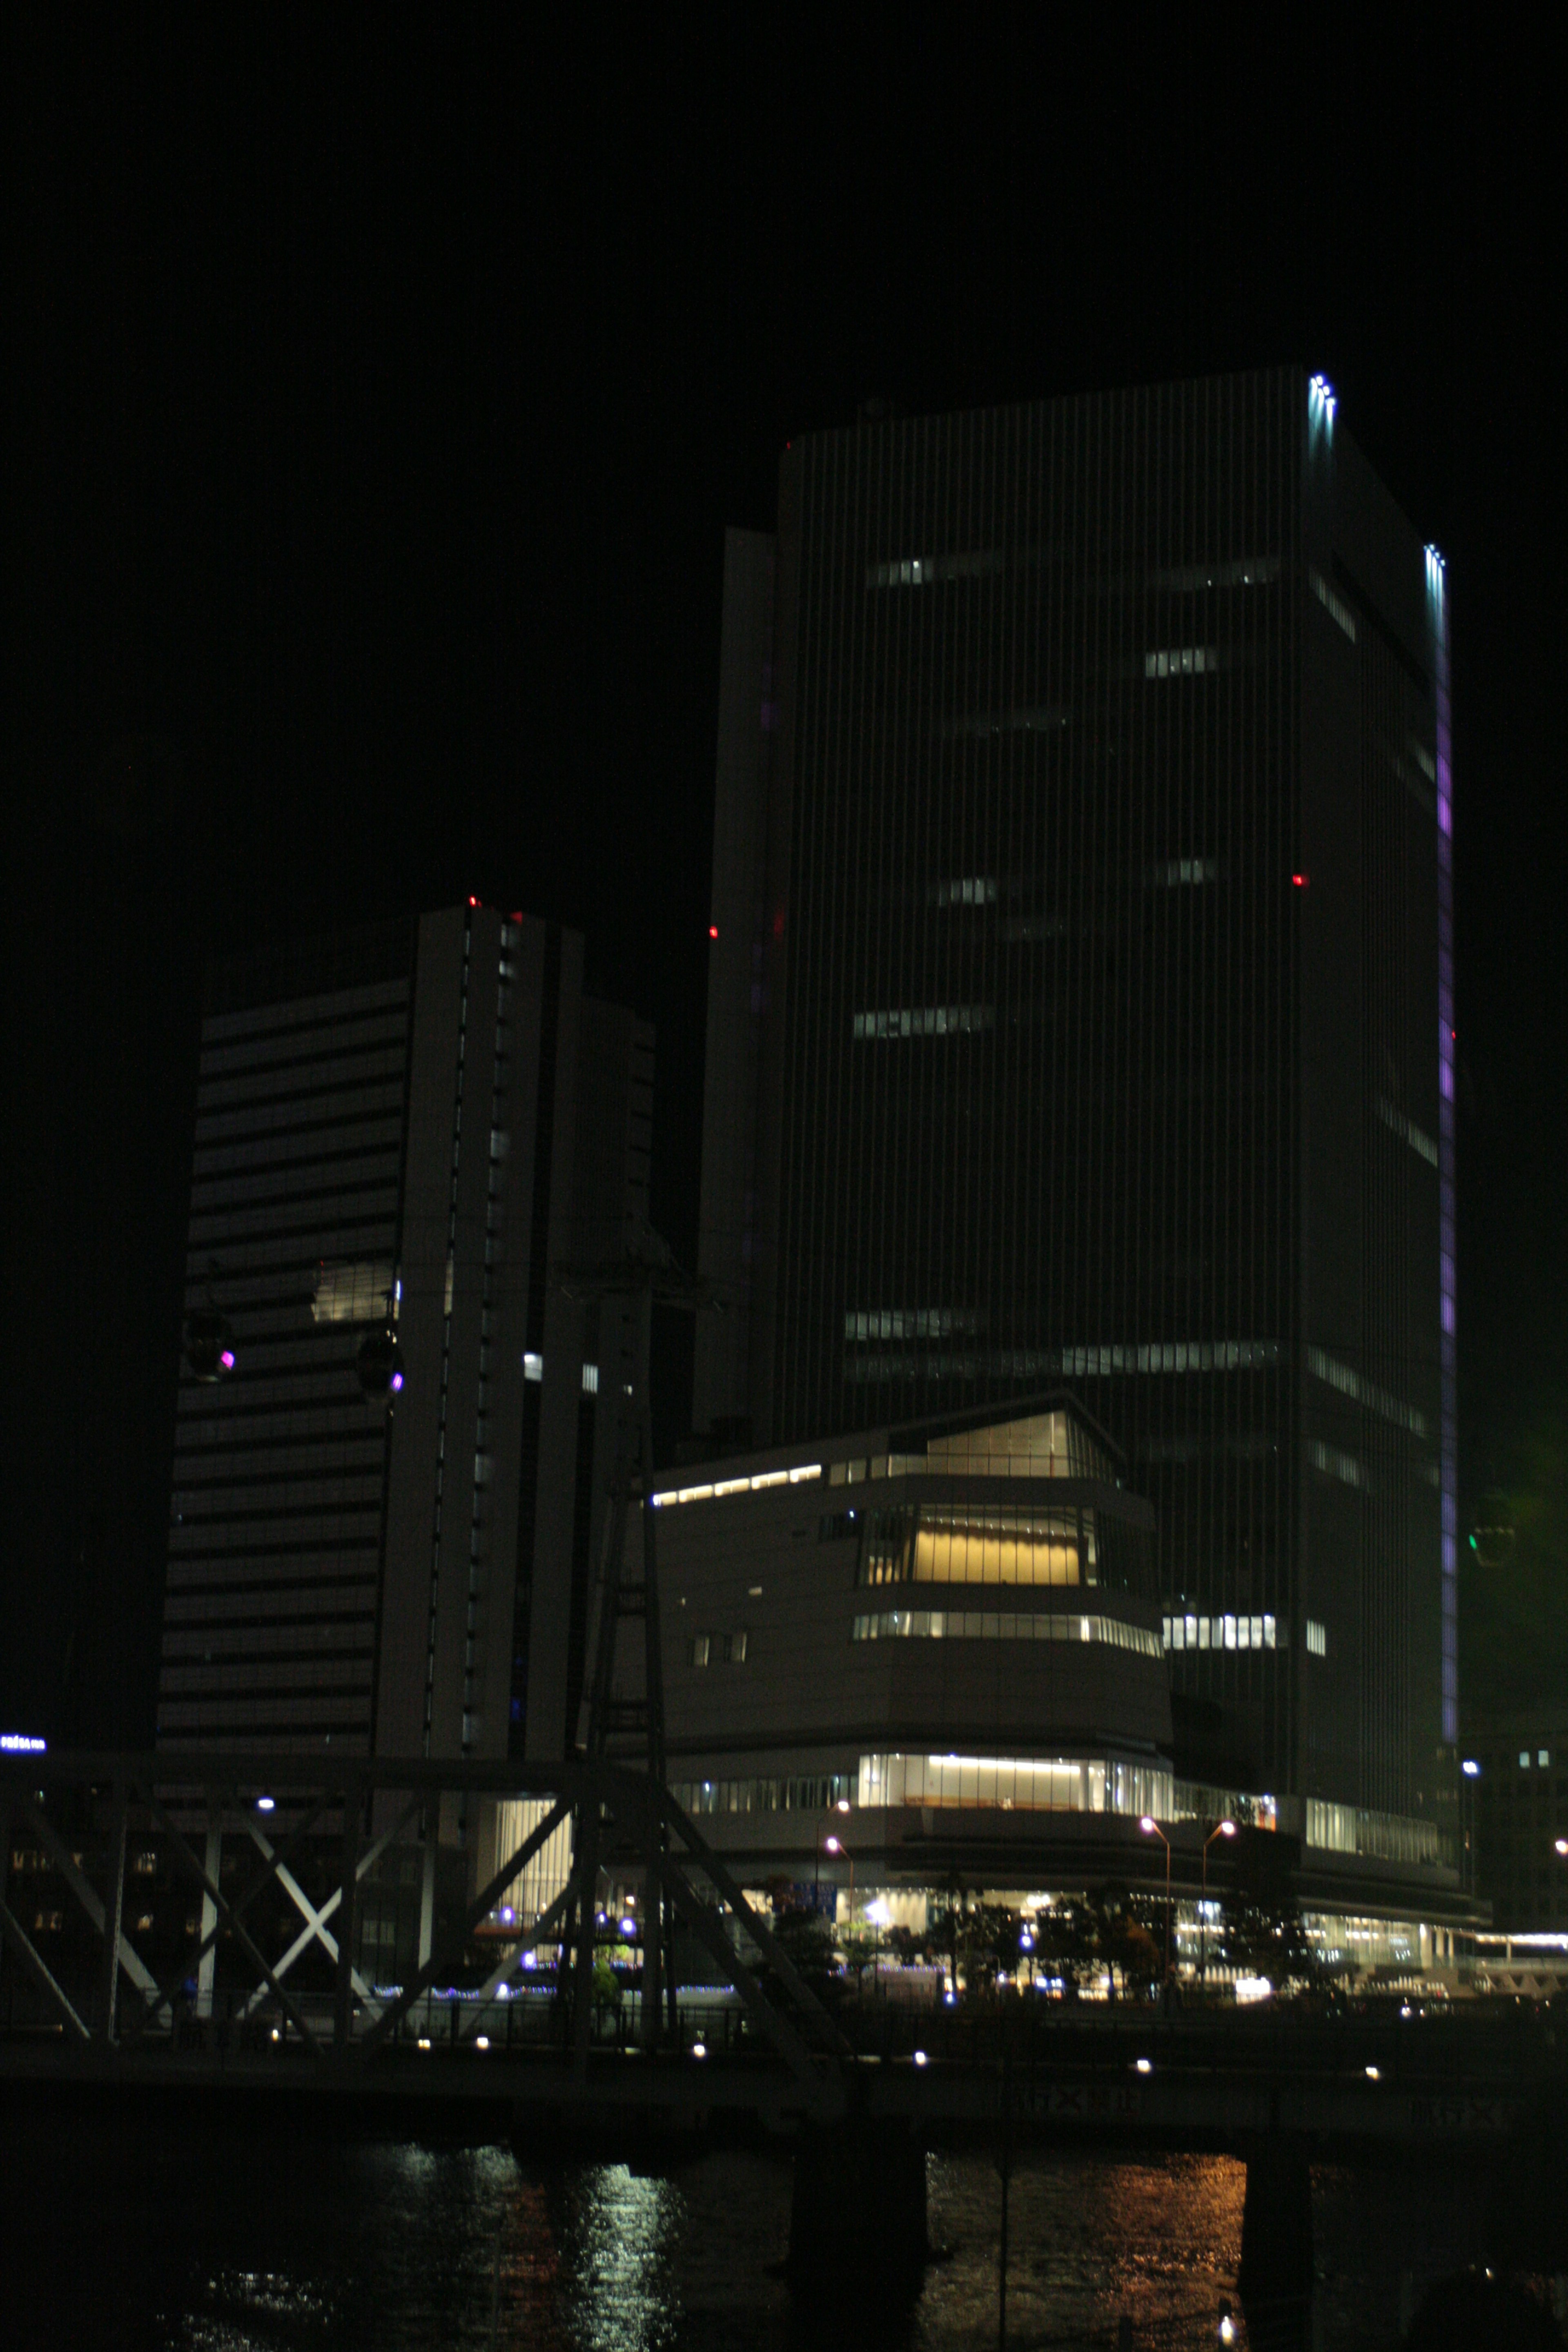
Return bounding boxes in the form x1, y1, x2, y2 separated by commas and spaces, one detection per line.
1214, 1829, 1323, 1991
1029, 1896, 1100, 1993
1091, 1886, 1163, 1996
767, 1905, 840, 2000
956, 1903, 1024, 1993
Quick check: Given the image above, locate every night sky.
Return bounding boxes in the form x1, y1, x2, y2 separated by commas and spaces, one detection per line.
4, 19, 1559, 1746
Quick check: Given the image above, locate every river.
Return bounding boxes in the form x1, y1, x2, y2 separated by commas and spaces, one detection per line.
0, 2104, 1548, 2349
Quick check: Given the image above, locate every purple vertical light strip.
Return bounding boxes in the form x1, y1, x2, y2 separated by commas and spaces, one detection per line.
1430, 549, 1457, 1744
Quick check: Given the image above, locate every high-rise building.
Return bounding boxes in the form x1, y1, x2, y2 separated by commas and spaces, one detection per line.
695, 368, 1455, 1838
158, 904, 653, 1770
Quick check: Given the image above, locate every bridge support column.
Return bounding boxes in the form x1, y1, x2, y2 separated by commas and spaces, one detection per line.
788, 2121, 927, 2295
1237, 2135, 1314, 2352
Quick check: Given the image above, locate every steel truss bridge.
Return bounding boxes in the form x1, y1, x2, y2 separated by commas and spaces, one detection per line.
3, 1746, 1563, 2149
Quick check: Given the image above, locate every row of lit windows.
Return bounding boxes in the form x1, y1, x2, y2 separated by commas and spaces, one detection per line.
929, 876, 998, 907
844, 1308, 979, 1341
852, 1608, 1162, 1658
864, 1515, 1085, 1589
846, 1307, 982, 1345
1149, 858, 1218, 887
1305, 1799, 1442, 1867
851, 1005, 994, 1041
1143, 645, 1218, 679
846, 1340, 1283, 1383
672, 1773, 854, 1816
1163, 1613, 1283, 1653
859, 1752, 1173, 1819
865, 550, 1004, 588
867, 550, 1279, 597
651, 1462, 822, 1508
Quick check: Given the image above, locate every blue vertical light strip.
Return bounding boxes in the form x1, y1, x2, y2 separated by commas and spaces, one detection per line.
1428, 545, 1457, 1744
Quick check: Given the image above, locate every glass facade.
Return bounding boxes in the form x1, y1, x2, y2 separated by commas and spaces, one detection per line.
697, 366, 1448, 1824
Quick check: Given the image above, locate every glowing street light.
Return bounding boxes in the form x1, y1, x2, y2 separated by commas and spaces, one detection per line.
812, 1796, 850, 1914
1140, 1816, 1172, 1979
824, 1833, 855, 1932
1200, 1819, 1237, 1986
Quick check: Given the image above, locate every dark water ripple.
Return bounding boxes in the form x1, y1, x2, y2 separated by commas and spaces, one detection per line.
0, 2109, 1553, 2350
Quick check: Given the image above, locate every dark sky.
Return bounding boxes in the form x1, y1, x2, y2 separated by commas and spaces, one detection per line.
4, 16, 1559, 1745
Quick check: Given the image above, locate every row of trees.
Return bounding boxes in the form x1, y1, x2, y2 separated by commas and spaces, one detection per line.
765, 1871, 1322, 2001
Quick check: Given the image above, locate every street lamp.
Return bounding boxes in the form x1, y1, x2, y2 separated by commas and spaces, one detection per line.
813, 1797, 850, 1915
1200, 1820, 1237, 1987
1139, 1816, 1172, 1980
824, 1834, 855, 1933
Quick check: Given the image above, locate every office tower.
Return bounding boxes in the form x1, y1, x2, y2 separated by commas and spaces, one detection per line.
695, 369, 1454, 1836
158, 904, 653, 1768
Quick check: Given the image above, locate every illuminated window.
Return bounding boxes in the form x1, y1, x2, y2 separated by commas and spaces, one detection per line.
312, 1260, 396, 1325
844, 1308, 978, 1341
861, 1503, 1087, 1590
1143, 646, 1218, 679
852, 1005, 994, 1041
929, 877, 997, 908
522, 1352, 543, 1382
1307, 1620, 1328, 1657
581, 1363, 599, 1394
857, 1751, 1173, 1819
865, 549, 1003, 588
1164, 1613, 1281, 1653
854, 1608, 1163, 1658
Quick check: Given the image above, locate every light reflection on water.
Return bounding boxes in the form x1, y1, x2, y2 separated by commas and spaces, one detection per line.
0, 2109, 1515, 2350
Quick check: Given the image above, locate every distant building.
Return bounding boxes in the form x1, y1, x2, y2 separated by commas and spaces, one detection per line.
1463, 1714, 1568, 1934
695, 369, 1457, 1858
158, 906, 653, 1773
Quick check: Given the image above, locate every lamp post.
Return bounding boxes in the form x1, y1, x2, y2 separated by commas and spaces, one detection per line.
812, 1797, 850, 1916
824, 1834, 855, 1934
1200, 1820, 1237, 1988
1139, 1816, 1172, 1980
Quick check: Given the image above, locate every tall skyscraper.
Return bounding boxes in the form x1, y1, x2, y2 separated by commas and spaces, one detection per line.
695, 368, 1454, 1835
158, 904, 653, 1770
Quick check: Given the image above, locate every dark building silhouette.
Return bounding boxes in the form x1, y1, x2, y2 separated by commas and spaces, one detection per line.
695, 368, 1455, 1840
158, 905, 653, 1771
